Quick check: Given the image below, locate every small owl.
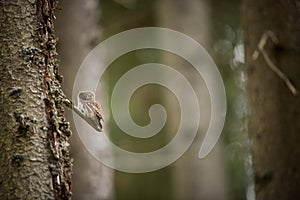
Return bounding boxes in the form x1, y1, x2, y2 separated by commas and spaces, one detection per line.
78, 91, 104, 132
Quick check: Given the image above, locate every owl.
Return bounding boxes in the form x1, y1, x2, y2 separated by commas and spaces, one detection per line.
77, 91, 104, 132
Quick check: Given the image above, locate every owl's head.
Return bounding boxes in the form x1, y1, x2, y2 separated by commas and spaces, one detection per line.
78, 91, 95, 101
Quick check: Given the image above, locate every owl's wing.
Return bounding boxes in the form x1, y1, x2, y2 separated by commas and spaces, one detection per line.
87, 101, 104, 130
93, 101, 104, 121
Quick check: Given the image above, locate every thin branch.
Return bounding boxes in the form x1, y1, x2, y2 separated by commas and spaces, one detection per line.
252, 30, 298, 95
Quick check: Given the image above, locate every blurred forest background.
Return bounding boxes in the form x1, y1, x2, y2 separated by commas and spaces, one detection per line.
56, 0, 250, 199
54, 0, 300, 200
3, 0, 300, 199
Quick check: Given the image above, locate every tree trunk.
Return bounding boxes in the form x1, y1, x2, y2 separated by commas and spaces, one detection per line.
99, 1, 175, 199
243, 0, 300, 199
0, 1, 72, 199
157, 1, 229, 199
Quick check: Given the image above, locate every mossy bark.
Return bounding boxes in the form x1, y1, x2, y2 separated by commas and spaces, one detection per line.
243, 0, 300, 199
0, 1, 72, 199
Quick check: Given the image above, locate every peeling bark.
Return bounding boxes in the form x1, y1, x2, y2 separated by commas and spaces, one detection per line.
0, 1, 72, 199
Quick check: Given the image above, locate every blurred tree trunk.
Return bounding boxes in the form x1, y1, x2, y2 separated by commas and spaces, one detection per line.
56, 0, 114, 199
0, 1, 72, 199
158, 1, 229, 199
243, 0, 300, 199
99, 1, 174, 199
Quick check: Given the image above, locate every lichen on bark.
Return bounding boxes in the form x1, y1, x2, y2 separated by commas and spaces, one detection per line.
0, 1, 72, 199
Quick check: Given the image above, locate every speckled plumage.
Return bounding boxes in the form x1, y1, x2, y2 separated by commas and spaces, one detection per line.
78, 91, 104, 131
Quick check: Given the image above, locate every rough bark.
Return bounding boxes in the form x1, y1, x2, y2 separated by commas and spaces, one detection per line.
243, 0, 300, 199
0, 1, 72, 199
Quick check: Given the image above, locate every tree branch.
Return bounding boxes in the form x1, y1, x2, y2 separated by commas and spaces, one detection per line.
252, 30, 298, 95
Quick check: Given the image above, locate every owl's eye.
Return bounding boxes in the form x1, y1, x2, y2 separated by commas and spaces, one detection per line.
87, 94, 93, 99
79, 93, 85, 99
